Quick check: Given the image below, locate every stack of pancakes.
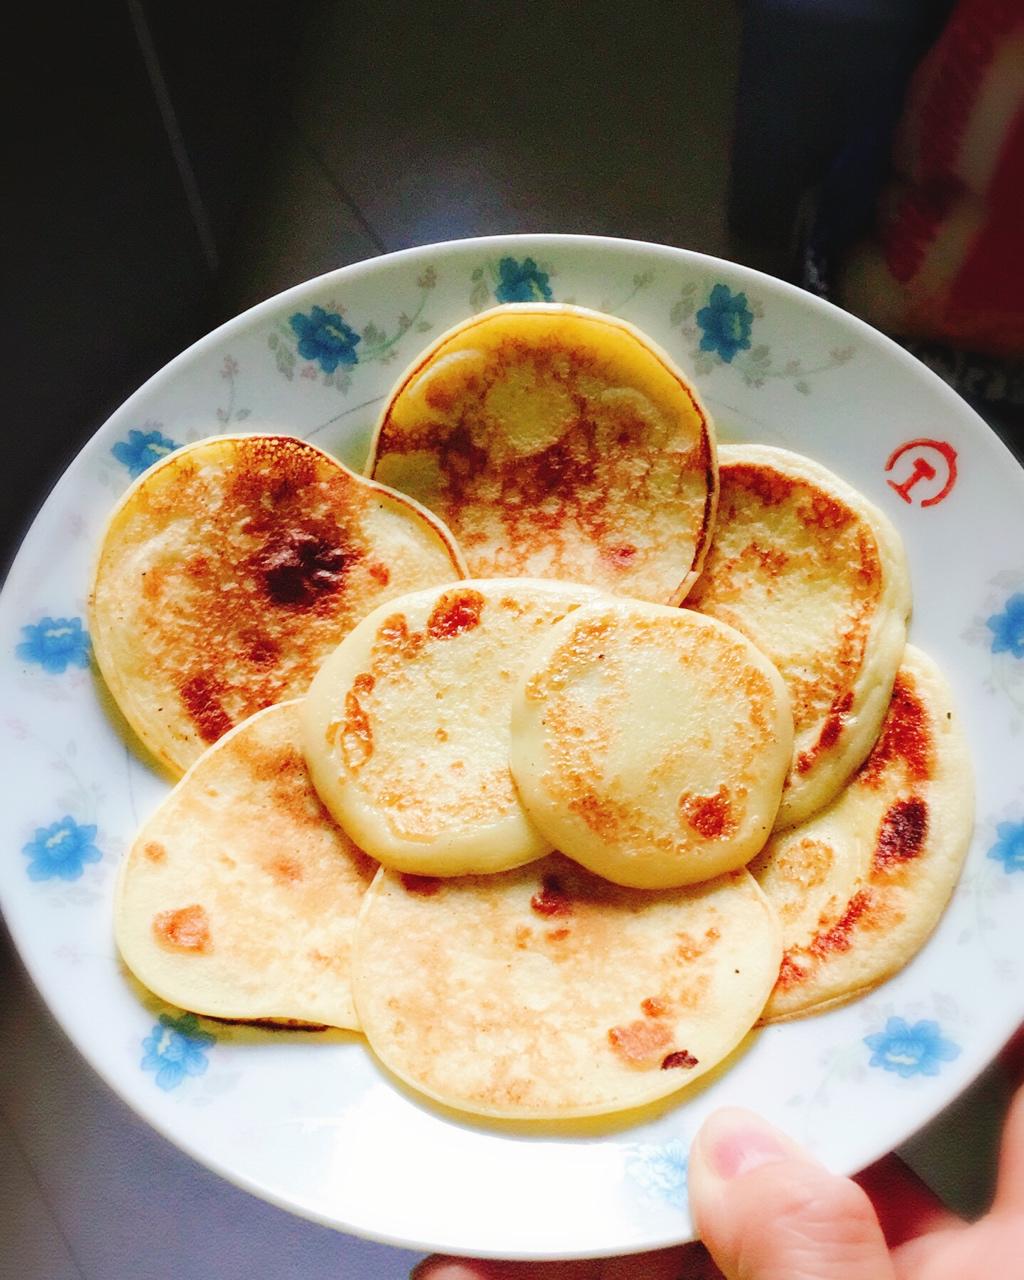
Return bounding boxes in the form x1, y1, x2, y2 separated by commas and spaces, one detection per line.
93, 304, 972, 1120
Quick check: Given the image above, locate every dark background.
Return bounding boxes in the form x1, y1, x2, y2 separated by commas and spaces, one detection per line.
7, 0, 997, 580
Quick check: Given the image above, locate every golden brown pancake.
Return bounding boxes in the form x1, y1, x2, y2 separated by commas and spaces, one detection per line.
510, 600, 793, 887
90, 433, 465, 774
115, 701, 378, 1029
687, 444, 911, 827
302, 578, 605, 876
366, 303, 717, 604
751, 646, 973, 1021
352, 856, 782, 1119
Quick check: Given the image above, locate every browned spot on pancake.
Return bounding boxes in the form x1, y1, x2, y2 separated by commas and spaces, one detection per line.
368, 562, 390, 585
268, 856, 303, 884
608, 1018, 673, 1067
143, 840, 166, 864
515, 924, 533, 948
226, 435, 319, 507
375, 612, 426, 662
435, 727, 449, 742
641, 996, 670, 1018
675, 928, 719, 963
427, 587, 486, 639
546, 927, 571, 942
568, 789, 620, 838
798, 491, 854, 531
530, 875, 572, 917
256, 529, 348, 607
859, 675, 933, 787
776, 952, 809, 989
768, 839, 835, 911
856, 530, 881, 588
352, 672, 375, 696
807, 889, 874, 959
873, 797, 928, 871
679, 784, 735, 839
661, 1049, 699, 1070
796, 690, 854, 774
341, 686, 373, 770
401, 873, 442, 895
603, 543, 638, 569
153, 903, 211, 953
179, 674, 233, 743
726, 463, 794, 507
743, 541, 790, 575
243, 633, 280, 668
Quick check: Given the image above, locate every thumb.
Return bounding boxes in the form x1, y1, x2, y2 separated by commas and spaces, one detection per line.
688, 1108, 896, 1280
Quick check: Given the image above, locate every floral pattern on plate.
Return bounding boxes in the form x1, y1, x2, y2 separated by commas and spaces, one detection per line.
864, 1017, 961, 1079
471, 255, 554, 310
23, 816, 102, 882
963, 570, 1024, 730
270, 269, 437, 392
16, 616, 91, 674
141, 1012, 217, 1092
670, 280, 855, 390
111, 427, 182, 478
624, 1137, 689, 1204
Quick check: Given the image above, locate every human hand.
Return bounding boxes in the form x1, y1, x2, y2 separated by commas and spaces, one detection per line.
413, 1031, 1024, 1280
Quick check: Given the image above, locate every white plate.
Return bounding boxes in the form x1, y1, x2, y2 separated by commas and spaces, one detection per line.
3, 235, 1023, 1261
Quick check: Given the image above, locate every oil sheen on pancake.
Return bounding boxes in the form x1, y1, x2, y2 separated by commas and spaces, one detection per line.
751, 646, 973, 1022
510, 601, 793, 888
366, 303, 717, 604
302, 578, 605, 876
687, 444, 911, 828
115, 701, 378, 1029
352, 856, 782, 1119
90, 434, 466, 775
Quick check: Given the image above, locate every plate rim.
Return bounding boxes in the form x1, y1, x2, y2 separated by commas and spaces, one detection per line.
2, 231, 1023, 1261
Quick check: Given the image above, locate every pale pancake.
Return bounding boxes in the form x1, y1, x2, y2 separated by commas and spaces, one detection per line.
90, 434, 465, 775
352, 856, 782, 1119
366, 303, 717, 604
510, 601, 793, 888
115, 701, 378, 1029
687, 444, 911, 828
302, 578, 605, 876
751, 646, 973, 1022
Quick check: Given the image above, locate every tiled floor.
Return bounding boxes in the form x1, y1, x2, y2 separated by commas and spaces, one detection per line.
4, 3, 1018, 1277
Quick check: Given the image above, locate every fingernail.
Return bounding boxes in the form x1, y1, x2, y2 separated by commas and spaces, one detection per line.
701, 1109, 793, 1180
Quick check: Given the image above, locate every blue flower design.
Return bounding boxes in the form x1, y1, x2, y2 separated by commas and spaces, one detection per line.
141, 1012, 216, 1091
989, 820, 1024, 874
696, 283, 754, 363
987, 593, 1024, 659
494, 256, 553, 304
111, 428, 181, 478
22, 817, 102, 882
16, 616, 91, 673
289, 306, 361, 373
625, 1138, 689, 1204
864, 1017, 960, 1078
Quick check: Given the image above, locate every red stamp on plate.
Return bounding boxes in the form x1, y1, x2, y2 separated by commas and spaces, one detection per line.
885, 439, 958, 507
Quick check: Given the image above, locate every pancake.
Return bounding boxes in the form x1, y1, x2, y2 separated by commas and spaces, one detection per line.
302, 578, 605, 876
366, 303, 717, 604
510, 601, 793, 888
352, 856, 782, 1119
114, 701, 378, 1029
751, 646, 973, 1022
687, 444, 911, 828
90, 433, 465, 775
